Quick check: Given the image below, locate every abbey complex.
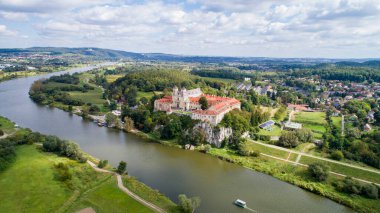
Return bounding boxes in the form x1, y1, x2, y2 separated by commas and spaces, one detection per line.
154, 86, 241, 125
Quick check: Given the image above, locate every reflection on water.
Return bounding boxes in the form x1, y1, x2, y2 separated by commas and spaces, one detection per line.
0, 66, 352, 213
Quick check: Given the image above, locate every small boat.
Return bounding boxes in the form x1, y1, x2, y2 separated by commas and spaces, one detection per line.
234, 199, 247, 208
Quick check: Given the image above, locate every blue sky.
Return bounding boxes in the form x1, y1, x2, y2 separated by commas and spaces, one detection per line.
0, 0, 379, 58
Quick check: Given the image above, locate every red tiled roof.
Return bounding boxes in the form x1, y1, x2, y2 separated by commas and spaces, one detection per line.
156, 96, 172, 103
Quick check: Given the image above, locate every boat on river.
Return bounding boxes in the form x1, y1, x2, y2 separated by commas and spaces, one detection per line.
234, 199, 247, 208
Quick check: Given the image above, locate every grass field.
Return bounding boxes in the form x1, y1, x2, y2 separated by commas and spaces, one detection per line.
257, 125, 282, 136
68, 87, 106, 106
123, 176, 180, 213
246, 141, 290, 158
0, 116, 16, 134
331, 116, 342, 130
68, 178, 153, 213
105, 74, 125, 83
299, 156, 380, 184
0, 145, 152, 212
293, 111, 327, 137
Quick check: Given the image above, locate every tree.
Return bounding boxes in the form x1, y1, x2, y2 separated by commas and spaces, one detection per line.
117, 161, 127, 174
178, 194, 201, 213
295, 129, 313, 143
331, 150, 344, 161
277, 131, 299, 148
308, 162, 330, 182
199, 96, 208, 110
123, 116, 134, 132
98, 160, 108, 168
106, 113, 118, 127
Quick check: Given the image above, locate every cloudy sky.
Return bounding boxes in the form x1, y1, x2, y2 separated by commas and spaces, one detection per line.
0, 0, 379, 58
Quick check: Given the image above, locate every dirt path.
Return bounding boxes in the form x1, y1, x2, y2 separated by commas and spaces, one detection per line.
0, 133, 8, 139
250, 140, 380, 175
259, 152, 380, 186
87, 161, 165, 213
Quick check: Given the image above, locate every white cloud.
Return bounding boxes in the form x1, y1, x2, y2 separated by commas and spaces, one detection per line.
1, 0, 380, 57
0, 25, 18, 36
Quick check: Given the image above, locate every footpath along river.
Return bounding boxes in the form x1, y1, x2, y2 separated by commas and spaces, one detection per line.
0, 65, 353, 213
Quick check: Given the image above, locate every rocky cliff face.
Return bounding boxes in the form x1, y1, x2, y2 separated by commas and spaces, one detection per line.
196, 122, 233, 147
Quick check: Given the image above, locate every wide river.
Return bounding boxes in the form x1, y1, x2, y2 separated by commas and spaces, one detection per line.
0, 65, 352, 213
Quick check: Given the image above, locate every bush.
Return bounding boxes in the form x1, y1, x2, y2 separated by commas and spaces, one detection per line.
54, 163, 72, 181
0, 129, 4, 136
331, 150, 344, 161
98, 160, 108, 168
117, 161, 127, 174
200, 144, 212, 153
277, 131, 299, 148
308, 162, 330, 182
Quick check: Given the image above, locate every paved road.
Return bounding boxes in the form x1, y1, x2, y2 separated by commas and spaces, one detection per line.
250, 140, 380, 175
87, 161, 166, 213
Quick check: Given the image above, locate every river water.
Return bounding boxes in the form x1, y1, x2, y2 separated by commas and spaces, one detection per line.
0, 65, 352, 213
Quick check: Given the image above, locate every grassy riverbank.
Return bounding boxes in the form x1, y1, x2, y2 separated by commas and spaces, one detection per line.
0, 116, 179, 213
0, 145, 154, 212
207, 147, 380, 213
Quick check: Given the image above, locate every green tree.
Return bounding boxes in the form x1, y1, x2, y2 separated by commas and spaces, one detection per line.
117, 161, 127, 174
277, 131, 299, 148
199, 96, 208, 110
331, 150, 344, 161
178, 194, 201, 213
123, 116, 134, 132
98, 160, 108, 168
106, 113, 118, 127
295, 129, 313, 143
308, 162, 330, 182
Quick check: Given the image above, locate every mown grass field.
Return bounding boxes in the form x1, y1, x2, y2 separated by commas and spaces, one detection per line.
299, 155, 380, 184
294, 111, 327, 138
68, 178, 153, 213
123, 176, 180, 213
246, 141, 290, 158
68, 87, 106, 106
257, 125, 282, 136
0, 145, 152, 213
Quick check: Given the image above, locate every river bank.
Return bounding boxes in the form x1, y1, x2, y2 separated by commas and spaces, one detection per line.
63, 110, 378, 213
26, 70, 379, 212
1, 64, 355, 213
0, 116, 179, 213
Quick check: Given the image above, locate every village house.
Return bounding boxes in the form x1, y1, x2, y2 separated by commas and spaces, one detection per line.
154, 86, 241, 125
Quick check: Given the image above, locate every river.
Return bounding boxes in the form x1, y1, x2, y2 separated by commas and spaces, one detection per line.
0, 65, 352, 213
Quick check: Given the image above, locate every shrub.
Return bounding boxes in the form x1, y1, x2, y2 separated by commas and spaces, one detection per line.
54, 163, 72, 181
98, 160, 108, 168
277, 131, 299, 148
331, 150, 344, 161
200, 144, 212, 153
0, 129, 4, 136
117, 161, 127, 174
308, 162, 330, 182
